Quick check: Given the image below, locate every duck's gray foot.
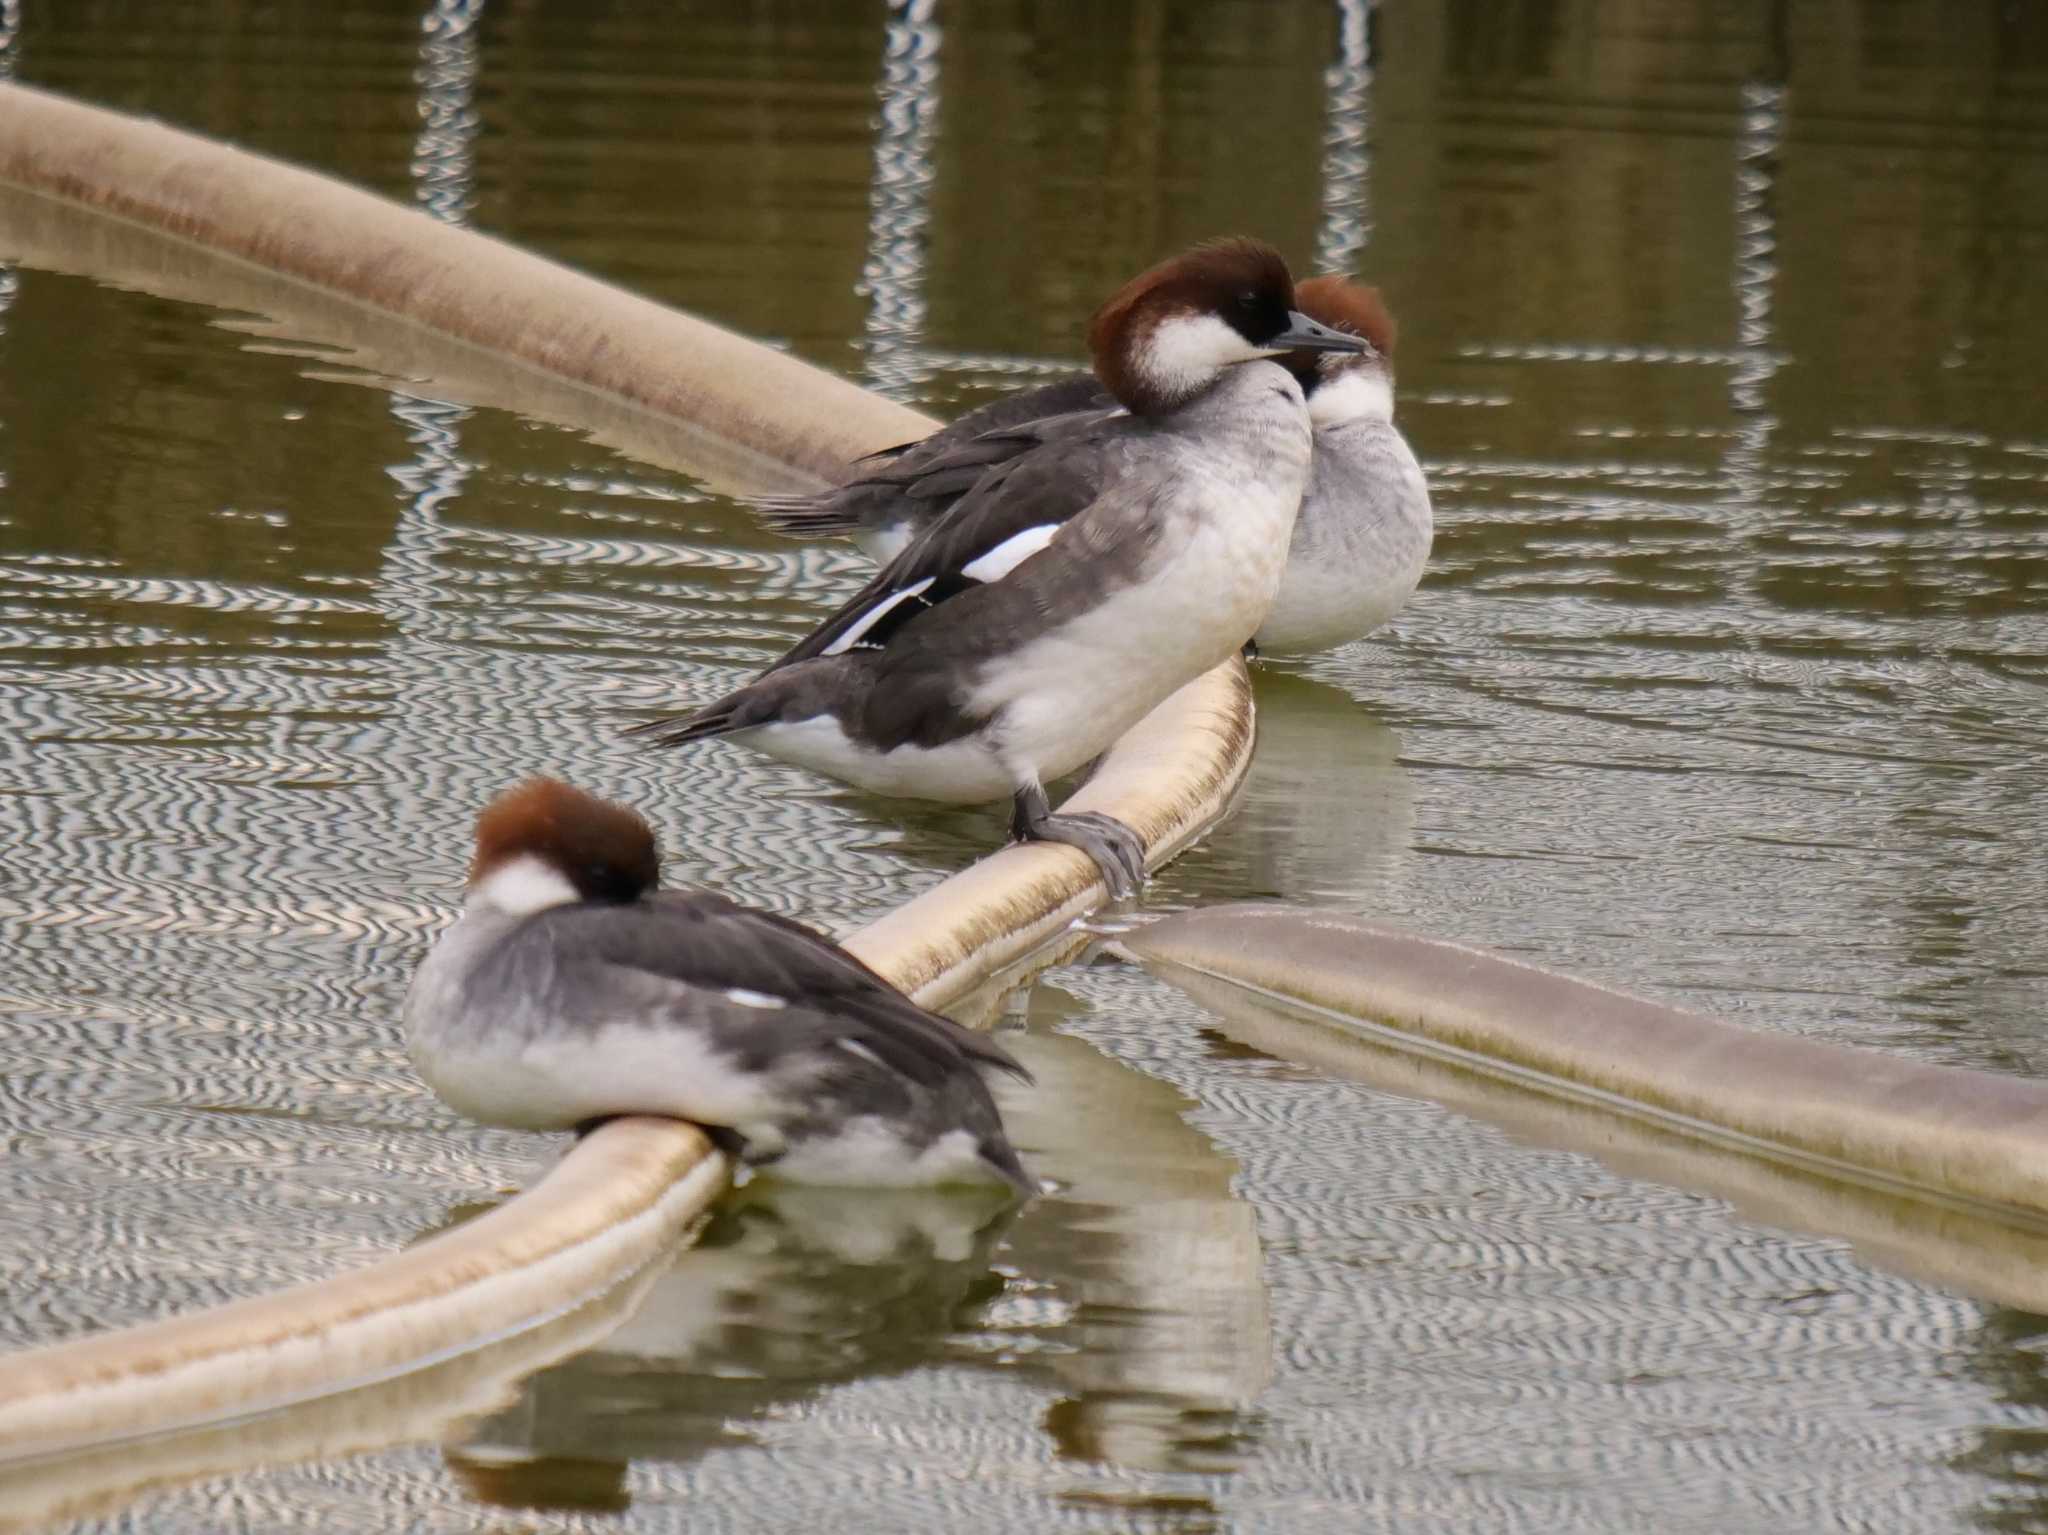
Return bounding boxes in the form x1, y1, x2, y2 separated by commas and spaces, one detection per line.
1011, 785, 1146, 899
1241, 636, 1260, 661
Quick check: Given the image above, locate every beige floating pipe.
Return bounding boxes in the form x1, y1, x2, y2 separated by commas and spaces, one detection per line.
0, 178, 815, 502
1126, 903, 2048, 1225
0, 79, 1259, 1501
0, 1142, 698, 1531
0, 80, 929, 486
1145, 956, 2048, 1319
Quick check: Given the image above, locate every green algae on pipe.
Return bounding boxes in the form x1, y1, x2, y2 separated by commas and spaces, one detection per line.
1124, 903, 2048, 1220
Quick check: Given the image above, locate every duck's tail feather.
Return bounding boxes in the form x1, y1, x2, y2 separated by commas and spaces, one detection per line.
967, 1034, 1034, 1084
980, 1136, 1037, 1199
619, 698, 746, 748
751, 496, 865, 541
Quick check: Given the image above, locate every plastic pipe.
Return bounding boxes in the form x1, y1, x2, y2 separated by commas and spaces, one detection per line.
1126, 904, 2048, 1225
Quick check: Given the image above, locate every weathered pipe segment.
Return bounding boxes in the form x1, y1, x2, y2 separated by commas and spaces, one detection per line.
1127, 904, 2048, 1227
0, 80, 1258, 1475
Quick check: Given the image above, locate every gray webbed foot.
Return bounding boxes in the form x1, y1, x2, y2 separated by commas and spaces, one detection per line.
1011, 784, 1147, 898
1035, 811, 1146, 898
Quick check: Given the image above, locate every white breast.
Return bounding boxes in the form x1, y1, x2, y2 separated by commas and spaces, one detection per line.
975, 365, 1313, 780
1257, 418, 1433, 654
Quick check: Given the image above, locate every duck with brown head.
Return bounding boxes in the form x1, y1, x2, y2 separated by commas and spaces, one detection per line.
629, 238, 1369, 897
406, 777, 1036, 1195
1257, 275, 1432, 654
746, 270, 1431, 657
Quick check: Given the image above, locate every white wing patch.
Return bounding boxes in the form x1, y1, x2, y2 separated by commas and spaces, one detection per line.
724, 987, 788, 1011
822, 576, 936, 656
836, 1038, 887, 1068
961, 523, 1061, 583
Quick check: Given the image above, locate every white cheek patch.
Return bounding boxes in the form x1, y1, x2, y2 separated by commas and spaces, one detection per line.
961, 523, 1060, 582
468, 855, 580, 917
1138, 312, 1264, 396
1307, 367, 1395, 428
823, 576, 936, 656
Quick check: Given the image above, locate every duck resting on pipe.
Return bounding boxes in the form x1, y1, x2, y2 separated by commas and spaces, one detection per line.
625, 238, 1370, 896
405, 777, 1036, 1194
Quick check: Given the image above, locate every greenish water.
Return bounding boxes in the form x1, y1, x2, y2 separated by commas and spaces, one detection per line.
3, 1, 2048, 1530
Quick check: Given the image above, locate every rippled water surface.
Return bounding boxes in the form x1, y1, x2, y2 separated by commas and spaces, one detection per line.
4, 2, 2048, 1530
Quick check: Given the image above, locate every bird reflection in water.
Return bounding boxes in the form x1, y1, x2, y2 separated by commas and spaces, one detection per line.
443, 1012, 1272, 1512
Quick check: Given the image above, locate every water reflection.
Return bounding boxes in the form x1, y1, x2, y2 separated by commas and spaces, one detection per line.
411, 0, 483, 226
447, 1008, 1270, 1512
1952, 1309, 2048, 1535
448, 1182, 1018, 1505
1312, 0, 1373, 276
860, 0, 941, 400
0, 0, 18, 484
1154, 670, 1415, 910
1724, 77, 1785, 507
375, 0, 484, 649
998, 1015, 1270, 1471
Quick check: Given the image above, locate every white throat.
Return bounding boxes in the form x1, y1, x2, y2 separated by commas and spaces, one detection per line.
1308, 367, 1395, 428
1135, 312, 1267, 400
468, 854, 580, 917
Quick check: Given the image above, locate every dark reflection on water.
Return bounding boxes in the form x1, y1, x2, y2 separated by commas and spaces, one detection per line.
1955, 1310, 2048, 1535
3, 0, 2048, 1530
448, 1184, 1023, 1496
440, 1007, 1265, 1527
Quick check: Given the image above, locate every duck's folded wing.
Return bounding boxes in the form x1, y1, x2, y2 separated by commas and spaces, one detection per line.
752, 374, 1114, 540
769, 431, 1124, 670
552, 892, 1030, 1087
886, 406, 1119, 508
855, 372, 1110, 473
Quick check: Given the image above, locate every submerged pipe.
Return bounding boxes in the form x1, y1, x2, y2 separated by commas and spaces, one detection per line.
0, 80, 1258, 1480
1126, 904, 2048, 1222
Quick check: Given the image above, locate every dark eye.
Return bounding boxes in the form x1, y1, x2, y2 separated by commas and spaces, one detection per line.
1236, 290, 1260, 311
